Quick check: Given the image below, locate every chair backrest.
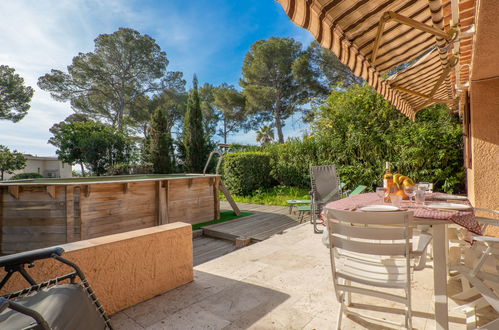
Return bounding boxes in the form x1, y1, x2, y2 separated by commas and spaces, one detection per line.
326, 209, 413, 256
309, 165, 341, 207
325, 208, 414, 302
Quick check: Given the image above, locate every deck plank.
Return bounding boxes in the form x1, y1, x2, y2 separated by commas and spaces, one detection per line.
204, 202, 301, 242
193, 236, 235, 266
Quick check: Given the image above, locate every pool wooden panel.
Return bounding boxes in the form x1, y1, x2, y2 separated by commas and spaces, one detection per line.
0, 175, 220, 254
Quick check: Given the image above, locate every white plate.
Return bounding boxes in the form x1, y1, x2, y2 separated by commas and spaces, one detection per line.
359, 205, 400, 212
426, 203, 471, 211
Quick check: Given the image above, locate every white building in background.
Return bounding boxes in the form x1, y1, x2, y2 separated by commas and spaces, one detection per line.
4, 155, 72, 180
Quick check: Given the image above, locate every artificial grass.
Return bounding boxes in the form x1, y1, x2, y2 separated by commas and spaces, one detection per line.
192, 210, 254, 230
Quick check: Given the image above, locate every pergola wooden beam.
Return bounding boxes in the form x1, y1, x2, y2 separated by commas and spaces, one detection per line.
393, 86, 429, 99
387, 11, 452, 40
394, 86, 454, 103
428, 56, 458, 99
371, 11, 455, 64
371, 12, 391, 64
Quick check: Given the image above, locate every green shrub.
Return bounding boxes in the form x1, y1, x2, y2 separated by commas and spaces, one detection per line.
310, 85, 465, 193
223, 152, 273, 195
264, 138, 319, 187
9, 172, 44, 180
107, 163, 154, 175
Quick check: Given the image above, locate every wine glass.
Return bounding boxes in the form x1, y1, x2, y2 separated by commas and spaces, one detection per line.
418, 182, 430, 192
375, 187, 385, 203
403, 184, 417, 203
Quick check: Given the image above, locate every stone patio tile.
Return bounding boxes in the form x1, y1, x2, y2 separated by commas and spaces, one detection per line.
244, 304, 314, 330
302, 314, 338, 330
122, 271, 234, 327
195, 253, 268, 281
111, 311, 144, 330
145, 304, 231, 330
195, 280, 290, 326
244, 262, 332, 294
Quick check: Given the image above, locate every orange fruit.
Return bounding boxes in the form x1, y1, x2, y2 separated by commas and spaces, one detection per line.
395, 189, 409, 200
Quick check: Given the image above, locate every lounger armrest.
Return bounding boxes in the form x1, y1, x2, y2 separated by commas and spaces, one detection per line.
0, 297, 50, 329
0, 247, 64, 268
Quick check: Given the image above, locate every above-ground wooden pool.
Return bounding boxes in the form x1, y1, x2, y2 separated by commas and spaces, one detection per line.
0, 174, 221, 255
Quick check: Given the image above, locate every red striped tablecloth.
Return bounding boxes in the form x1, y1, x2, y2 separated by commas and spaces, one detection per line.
325, 192, 482, 235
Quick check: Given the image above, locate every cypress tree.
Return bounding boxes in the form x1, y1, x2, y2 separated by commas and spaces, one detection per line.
183, 75, 207, 172
150, 108, 174, 173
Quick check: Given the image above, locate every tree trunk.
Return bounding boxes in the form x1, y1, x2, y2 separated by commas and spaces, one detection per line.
275, 116, 284, 143
223, 118, 228, 145
274, 98, 284, 143
80, 163, 86, 177
116, 88, 125, 131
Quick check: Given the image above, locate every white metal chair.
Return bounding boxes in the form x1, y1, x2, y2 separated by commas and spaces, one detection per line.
450, 211, 499, 329
325, 209, 431, 329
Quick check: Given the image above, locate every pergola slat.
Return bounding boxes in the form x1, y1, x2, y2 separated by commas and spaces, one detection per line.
276, 0, 473, 119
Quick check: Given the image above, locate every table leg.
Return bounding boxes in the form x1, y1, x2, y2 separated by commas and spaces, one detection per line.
432, 224, 449, 330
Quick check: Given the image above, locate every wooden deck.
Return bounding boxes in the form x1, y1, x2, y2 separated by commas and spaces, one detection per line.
202, 202, 302, 242
192, 202, 305, 265
193, 236, 235, 266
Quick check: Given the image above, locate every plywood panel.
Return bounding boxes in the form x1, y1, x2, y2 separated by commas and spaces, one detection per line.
0, 176, 219, 253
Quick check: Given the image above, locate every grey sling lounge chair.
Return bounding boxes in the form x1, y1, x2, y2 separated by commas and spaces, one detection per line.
0, 247, 112, 330
310, 165, 342, 233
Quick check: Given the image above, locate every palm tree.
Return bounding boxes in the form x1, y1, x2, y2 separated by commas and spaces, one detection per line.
256, 125, 275, 145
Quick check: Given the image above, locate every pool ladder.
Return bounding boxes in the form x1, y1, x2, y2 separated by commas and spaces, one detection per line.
203, 150, 241, 216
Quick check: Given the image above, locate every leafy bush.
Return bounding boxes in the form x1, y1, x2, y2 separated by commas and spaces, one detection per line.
107, 163, 154, 175
311, 85, 465, 193
223, 152, 273, 195
265, 138, 319, 187
9, 172, 44, 180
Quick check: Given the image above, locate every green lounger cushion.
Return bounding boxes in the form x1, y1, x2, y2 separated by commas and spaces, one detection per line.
349, 185, 367, 196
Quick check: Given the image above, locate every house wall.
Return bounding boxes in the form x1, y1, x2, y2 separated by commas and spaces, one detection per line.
467, 0, 499, 215
468, 81, 499, 213
4, 157, 72, 180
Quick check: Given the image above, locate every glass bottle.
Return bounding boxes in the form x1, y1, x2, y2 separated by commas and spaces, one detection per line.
383, 162, 393, 202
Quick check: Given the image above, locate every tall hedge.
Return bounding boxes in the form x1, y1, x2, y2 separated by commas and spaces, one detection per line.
183, 76, 208, 172
265, 137, 319, 187
150, 108, 174, 173
223, 152, 273, 195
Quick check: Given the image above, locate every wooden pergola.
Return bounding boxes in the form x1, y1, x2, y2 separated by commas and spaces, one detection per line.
276, 0, 476, 120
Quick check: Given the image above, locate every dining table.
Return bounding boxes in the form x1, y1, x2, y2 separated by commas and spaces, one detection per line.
325, 192, 482, 330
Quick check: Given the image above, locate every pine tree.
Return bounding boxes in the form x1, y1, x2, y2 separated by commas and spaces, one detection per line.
150, 108, 174, 173
183, 75, 207, 172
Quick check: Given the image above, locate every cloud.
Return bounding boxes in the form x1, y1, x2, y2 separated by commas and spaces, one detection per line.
0, 0, 148, 156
